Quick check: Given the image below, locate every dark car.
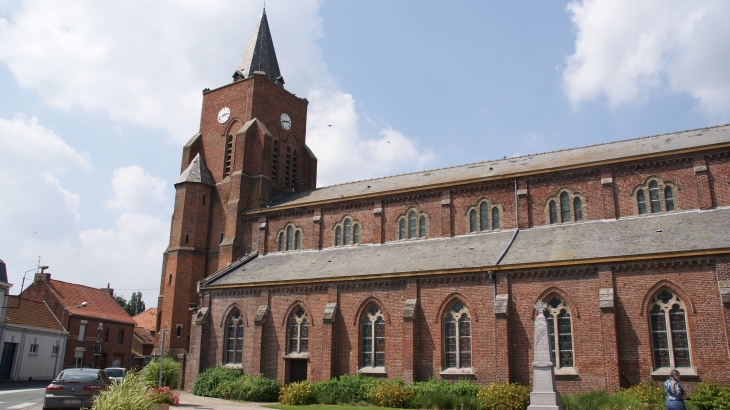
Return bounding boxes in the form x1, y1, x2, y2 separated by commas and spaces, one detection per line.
43, 368, 111, 409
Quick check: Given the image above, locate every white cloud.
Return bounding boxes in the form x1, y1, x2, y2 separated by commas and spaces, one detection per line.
0, 0, 433, 183
563, 0, 730, 120
107, 165, 167, 212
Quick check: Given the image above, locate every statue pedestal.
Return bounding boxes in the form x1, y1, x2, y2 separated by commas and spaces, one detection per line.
527, 302, 564, 410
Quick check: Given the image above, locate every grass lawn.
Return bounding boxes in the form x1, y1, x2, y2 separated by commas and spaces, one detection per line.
266, 405, 385, 410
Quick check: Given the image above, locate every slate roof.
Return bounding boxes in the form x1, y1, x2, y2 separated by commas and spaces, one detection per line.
132, 308, 157, 333
5, 296, 64, 331
236, 8, 282, 83
203, 208, 730, 288
176, 153, 214, 186
267, 124, 730, 209
42, 280, 136, 324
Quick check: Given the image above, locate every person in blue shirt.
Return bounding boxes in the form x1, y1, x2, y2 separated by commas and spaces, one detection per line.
664, 369, 686, 410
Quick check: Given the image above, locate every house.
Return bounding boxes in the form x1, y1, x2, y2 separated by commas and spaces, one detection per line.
22, 271, 136, 370
132, 308, 157, 368
133, 307, 157, 337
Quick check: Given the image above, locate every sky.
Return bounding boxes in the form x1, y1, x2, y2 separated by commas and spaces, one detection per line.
1, 0, 729, 308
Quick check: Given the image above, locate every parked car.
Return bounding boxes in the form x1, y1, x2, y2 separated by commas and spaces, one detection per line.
103, 367, 127, 384
43, 368, 111, 409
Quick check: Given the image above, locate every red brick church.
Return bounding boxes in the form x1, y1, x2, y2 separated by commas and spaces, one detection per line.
155, 9, 730, 392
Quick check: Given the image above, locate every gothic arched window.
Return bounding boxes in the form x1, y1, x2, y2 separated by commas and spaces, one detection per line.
408, 211, 417, 239
360, 304, 385, 369
573, 197, 583, 222
334, 217, 361, 246
469, 210, 477, 233
649, 289, 691, 370
544, 295, 574, 369
399, 219, 406, 240
479, 202, 489, 231
353, 224, 360, 244
491, 206, 500, 229
649, 181, 661, 213
278, 232, 285, 252
637, 190, 647, 215
665, 186, 675, 211
397, 209, 427, 240
335, 226, 342, 246
560, 192, 570, 223
287, 307, 308, 354
634, 178, 677, 216
344, 219, 351, 245
225, 309, 244, 364
278, 224, 302, 252
546, 189, 584, 224
443, 300, 471, 370
419, 215, 426, 238
549, 201, 558, 224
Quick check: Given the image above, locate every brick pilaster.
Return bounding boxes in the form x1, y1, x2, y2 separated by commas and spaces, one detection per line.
441, 191, 453, 237
495, 272, 510, 382
598, 266, 620, 391
600, 168, 618, 219
694, 155, 714, 210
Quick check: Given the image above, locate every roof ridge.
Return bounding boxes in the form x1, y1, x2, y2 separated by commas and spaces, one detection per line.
308, 123, 730, 191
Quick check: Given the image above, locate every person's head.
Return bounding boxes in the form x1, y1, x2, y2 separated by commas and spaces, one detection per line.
670, 369, 681, 380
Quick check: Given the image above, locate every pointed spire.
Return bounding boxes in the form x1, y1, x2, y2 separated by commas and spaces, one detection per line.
235, 9, 283, 85
176, 153, 214, 186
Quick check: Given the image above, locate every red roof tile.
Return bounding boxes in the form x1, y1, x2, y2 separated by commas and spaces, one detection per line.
5, 296, 63, 331
133, 308, 157, 332
43, 280, 135, 324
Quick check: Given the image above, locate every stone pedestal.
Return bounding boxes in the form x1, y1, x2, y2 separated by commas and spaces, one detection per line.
527, 301, 564, 410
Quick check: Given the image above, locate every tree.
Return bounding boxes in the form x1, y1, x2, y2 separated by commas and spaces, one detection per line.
114, 294, 127, 309
124, 292, 145, 316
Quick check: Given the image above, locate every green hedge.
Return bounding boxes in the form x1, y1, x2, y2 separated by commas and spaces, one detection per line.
139, 357, 181, 389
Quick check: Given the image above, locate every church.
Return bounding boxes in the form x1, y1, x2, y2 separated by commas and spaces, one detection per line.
154, 10, 730, 393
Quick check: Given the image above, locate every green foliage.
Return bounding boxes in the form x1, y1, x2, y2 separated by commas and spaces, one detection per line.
279, 380, 315, 405
407, 377, 482, 410
689, 381, 730, 410
312, 373, 380, 405
125, 292, 146, 316
90, 371, 155, 410
618, 381, 664, 405
114, 294, 127, 309
560, 383, 664, 410
191, 366, 242, 397
216, 373, 281, 402
368, 379, 414, 408
476, 381, 531, 410
139, 357, 181, 389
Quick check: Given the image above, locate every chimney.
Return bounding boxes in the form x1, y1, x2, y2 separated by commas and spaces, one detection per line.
101, 283, 114, 297
34, 266, 51, 283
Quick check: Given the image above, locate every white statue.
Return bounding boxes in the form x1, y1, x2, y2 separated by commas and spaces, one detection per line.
527, 300, 564, 410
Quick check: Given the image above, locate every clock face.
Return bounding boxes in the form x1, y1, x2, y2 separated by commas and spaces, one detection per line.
280, 113, 292, 130
217, 107, 230, 124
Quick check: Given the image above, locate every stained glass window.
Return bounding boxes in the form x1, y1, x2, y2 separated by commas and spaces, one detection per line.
279, 233, 285, 251
649, 181, 661, 213
492, 207, 500, 230
344, 219, 351, 245
560, 192, 570, 223
469, 210, 477, 233
443, 300, 471, 369
353, 224, 360, 244
408, 211, 417, 239
549, 201, 558, 224
399, 219, 406, 240
649, 289, 691, 370
480, 202, 489, 231
286, 226, 293, 251
637, 190, 647, 215
294, 231, 301, 250
544, 295, 573, 369
419, 216, 426, 238
361, 304, 385, 369
225, 309, 243, 364
288, 307, 308, 354
280, 225, 301, 251
665, 187, 674, 211
573, 197, 583, 222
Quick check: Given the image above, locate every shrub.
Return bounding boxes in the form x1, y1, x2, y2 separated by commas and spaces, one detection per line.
409, 378, 457, 409
369, 380, 414, 408
139, 357, 181, 389
192, 366, 241, 397
148, 386, 180, 406
689, 381, 730, 410
91, 371, 155, 410
312, 373, 379, 404
217, 374, 281, 402
279, 380, 315, 405
476, 381, 531, 410
618, 381, 664, 405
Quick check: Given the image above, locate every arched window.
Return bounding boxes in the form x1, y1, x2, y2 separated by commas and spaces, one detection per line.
560, 192, 570, 223
665, 186, 675, 211
419, 216, 426, 238
360, 304, 385, 369
287, 307, 308, 354
272, 140, 279, 180
544, 295, 574, 369
649, 289, 691, 370
549, 201, 558, 224
344, 219, 351, 245
443, 300, 471, 370
225, 309, 244, 364
649, 181, 661, 213
469, 210, 477, 233
479, 202, 489, 231
335, 226, 342, 246
353, 224, 360, 244
399, 219, 406, 240
637, 190, 647, 215
491, 207, 500, 229
408, 211, 417, 239
573, 197, 583, 222
278, 224, 302, 251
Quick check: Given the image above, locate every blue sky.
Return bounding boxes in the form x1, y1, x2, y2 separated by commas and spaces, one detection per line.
0, 0, 728, 308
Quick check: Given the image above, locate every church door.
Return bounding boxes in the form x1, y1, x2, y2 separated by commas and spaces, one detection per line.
289, 360, 307, 383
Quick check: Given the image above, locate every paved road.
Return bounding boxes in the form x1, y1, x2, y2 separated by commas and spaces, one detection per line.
0, 387, 45, 409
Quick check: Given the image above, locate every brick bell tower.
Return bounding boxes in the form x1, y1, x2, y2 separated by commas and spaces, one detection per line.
155, 8, 317, 354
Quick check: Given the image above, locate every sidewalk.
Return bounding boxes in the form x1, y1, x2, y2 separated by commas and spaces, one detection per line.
177, 391, 272, 409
